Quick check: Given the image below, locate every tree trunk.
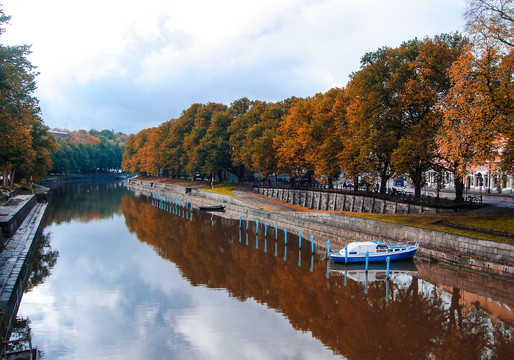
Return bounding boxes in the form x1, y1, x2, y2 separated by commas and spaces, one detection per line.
353, 175, 359, 192
10, 169, 15, 187
380, 177, 388, 194
238, 165, 245, 184
414, 183, 422, 199
411, 168, 423, 200
454, 176, 464, 203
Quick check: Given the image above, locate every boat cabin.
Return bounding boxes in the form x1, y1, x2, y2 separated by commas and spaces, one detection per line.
346, 241, 389, 255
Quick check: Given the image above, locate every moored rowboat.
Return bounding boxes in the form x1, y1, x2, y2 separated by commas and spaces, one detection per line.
199, 205, 226, 211
329, 240, 419, 263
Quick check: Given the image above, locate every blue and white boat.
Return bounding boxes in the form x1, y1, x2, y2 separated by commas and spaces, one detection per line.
329, 240, 419, 263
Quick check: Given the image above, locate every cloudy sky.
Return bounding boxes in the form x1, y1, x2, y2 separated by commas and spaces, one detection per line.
1, 0, 466, 134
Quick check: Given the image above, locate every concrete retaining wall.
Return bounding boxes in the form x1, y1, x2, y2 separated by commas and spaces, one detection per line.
256, 187, 453, 214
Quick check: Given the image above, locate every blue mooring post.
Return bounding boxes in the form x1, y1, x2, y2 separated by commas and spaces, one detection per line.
299, 232, 302, 249
246, 218, 249, 231
264, 223, 268, 237
326, 240, 330, 257
365, 251, 369, 272
298, 250, 301, 267
385, 280, 390, 302
310, 255, 314, 272
239, 216, 242, 228
256, 220, 259, 234
284, 229, 288, 244
311, 236, 315, 253
275, 226, 278, 240
386, 257, 390, 278
345, 245, 348, 265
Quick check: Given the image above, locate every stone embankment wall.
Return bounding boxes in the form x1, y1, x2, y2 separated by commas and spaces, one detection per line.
0, 195, 37, 240
125, 180, 514, 279
255, 187, 455, 214
0, 196, 48, 341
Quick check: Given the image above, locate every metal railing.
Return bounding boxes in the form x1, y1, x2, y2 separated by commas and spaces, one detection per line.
253, 182, 482, 207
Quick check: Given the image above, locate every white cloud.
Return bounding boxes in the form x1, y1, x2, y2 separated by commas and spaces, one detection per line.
1, 0, 466, 133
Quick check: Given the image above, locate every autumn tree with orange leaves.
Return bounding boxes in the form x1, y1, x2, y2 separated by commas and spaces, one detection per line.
275, 90, 347, 185
392, 34, 468, 199
228, 99, 286, 182
437, 0, 513, 201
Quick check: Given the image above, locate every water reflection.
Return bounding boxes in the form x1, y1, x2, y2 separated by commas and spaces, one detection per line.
16, 186, 514, 359
17, 186, 338, 359
127, 194, 514, 360
45, 182, 129, 225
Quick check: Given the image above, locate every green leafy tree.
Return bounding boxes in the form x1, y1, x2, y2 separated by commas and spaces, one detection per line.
0, 6, 54, 185
346, 42, 419, 193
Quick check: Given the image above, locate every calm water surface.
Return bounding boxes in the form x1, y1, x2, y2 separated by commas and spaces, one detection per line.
14, 183, 513, 359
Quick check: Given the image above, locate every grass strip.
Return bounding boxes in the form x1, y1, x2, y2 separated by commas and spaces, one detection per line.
349, 212, 514, 244
204, 183, 245, 196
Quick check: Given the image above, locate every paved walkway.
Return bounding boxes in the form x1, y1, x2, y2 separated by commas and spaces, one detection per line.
231, 186, 302, 212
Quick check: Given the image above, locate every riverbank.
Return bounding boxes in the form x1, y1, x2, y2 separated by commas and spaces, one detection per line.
0, 194, 48, 342
126, 178, 514, 280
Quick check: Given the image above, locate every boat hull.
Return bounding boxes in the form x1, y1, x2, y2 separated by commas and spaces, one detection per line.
330, 247, 418, 263
199, 205, 225, 211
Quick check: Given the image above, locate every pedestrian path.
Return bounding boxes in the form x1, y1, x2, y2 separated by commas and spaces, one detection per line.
231, 186, 301, 212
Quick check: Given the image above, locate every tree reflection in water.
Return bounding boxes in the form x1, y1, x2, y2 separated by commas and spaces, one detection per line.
25, 233, 59, 293
7, 233, 58, 358
122, 195, 513, 360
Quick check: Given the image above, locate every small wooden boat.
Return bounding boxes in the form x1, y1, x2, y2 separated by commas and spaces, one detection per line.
329, 240, 419, 263
199, 205, 225, 211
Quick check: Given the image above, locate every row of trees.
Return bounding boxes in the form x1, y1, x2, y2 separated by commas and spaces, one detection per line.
50, 130, 127, 175
0, 8, 56, 186
122, 0, 513, 202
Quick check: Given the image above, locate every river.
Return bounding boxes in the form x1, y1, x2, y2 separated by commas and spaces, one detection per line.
12, 182, 514, 359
